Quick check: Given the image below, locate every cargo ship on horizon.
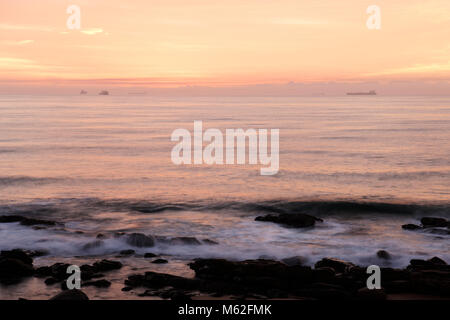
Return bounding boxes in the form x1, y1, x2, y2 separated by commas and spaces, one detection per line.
346, 90, 376, 96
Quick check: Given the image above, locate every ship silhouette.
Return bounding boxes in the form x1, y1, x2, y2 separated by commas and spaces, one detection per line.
347, 90, 376, 96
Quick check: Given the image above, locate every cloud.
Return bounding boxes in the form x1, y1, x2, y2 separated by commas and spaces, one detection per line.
81, 28, 103, 35
1, 40, 34, 46
0, 24, 53, 32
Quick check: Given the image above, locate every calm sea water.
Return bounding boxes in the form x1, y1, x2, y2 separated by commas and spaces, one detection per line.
0, 95, 449, 298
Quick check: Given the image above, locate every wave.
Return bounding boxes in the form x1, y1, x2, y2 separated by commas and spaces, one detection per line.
0, 176, 67, 187
1, 198, 449, 222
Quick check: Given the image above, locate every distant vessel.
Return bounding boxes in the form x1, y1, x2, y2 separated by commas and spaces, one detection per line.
99, 90, 109, 95
347, 90, 376, 96
80, 90, 87, 95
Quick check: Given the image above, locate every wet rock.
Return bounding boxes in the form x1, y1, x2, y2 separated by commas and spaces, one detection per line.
314, 258, 355, 273
428, 257, 447, 265
151, 259, 168, 264
357, 287, 386, 300
410, 270, 450, 295
421, 217, 448, 228
281, 256, 308, 266
45, 277, 59, 285
255, 213, 322, 228
83, 279, 111, 288
169, 237, 201, 245
402, 224, 421, 230
120, 249, 135, 255
0, 249, 33, 265
93, 259, 122, 272
144, 252, 158, 258
50, 289, 89, 300
121, 286, 133, 292
202, 239, 219, 245
0, 215, 57, 226
126, 233, 155, 247
0, 258, 34, 281
377, 250, 391, 260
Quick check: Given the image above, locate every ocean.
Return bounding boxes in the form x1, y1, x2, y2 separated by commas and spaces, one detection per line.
0, 95, 449, 299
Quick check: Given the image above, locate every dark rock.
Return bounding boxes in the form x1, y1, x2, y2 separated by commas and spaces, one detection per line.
92, 259, 122, 272
144, 252, 158, 258
45, 277, 59, 285
170, 291, 192, 302
410, 270, 450, 295
402, 224, 421, 230
428, 257, 447, 265
1, 249, 33, 265
121, 286, 133, 292
421, 217, 447, 228
151, 259, 168, 264
255, 213, 322, 228
0, 258, 34, 277
120, 249, 135, 255
96, 233, 106, 239
314, 258, 355, 273
50, 289, 89, 300
126, 233, 155, 247
83, 279, 111, 288
377, 250, 391, 260
169, 237, 202, 245
281, 256, 307, 266
202, 239, 219, 245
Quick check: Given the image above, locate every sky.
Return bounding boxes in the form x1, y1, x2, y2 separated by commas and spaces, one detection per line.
0, 0, 449, 95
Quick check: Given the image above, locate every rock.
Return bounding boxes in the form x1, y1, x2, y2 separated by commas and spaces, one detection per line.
0, 258, 34, 277
421, 217, 447, 228
126, 233, 155, 247
92, 259, 122, 272
170, 291, 192, 302
0, 249, 33, 265
144, 252, 158, 258
169, 237, 201, 245
377, 250, 391, 260
410, 270, 450, 295
202, 239, 219, 245
255, 213, 322, 228
120, 249, 135, 255
121, 286, 133, 292
45, 277, 59, 285
151, 259, 168, 264
281, 256, 307, 266
83, 279, 111, 288
428, 257, 447, 265
0, 215, 57, 226
314, 258, 355, 273
96, 233, 106, 239
402, 224, 421, 230
50, 289, 89, 300
357, 287, 386, 300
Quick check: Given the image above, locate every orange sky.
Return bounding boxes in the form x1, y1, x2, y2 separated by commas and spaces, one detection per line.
0, 0, 449, 94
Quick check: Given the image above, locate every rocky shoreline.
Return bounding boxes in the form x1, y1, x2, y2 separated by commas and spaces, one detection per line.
1, 247, 448, 300
1, 213, 449, 300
